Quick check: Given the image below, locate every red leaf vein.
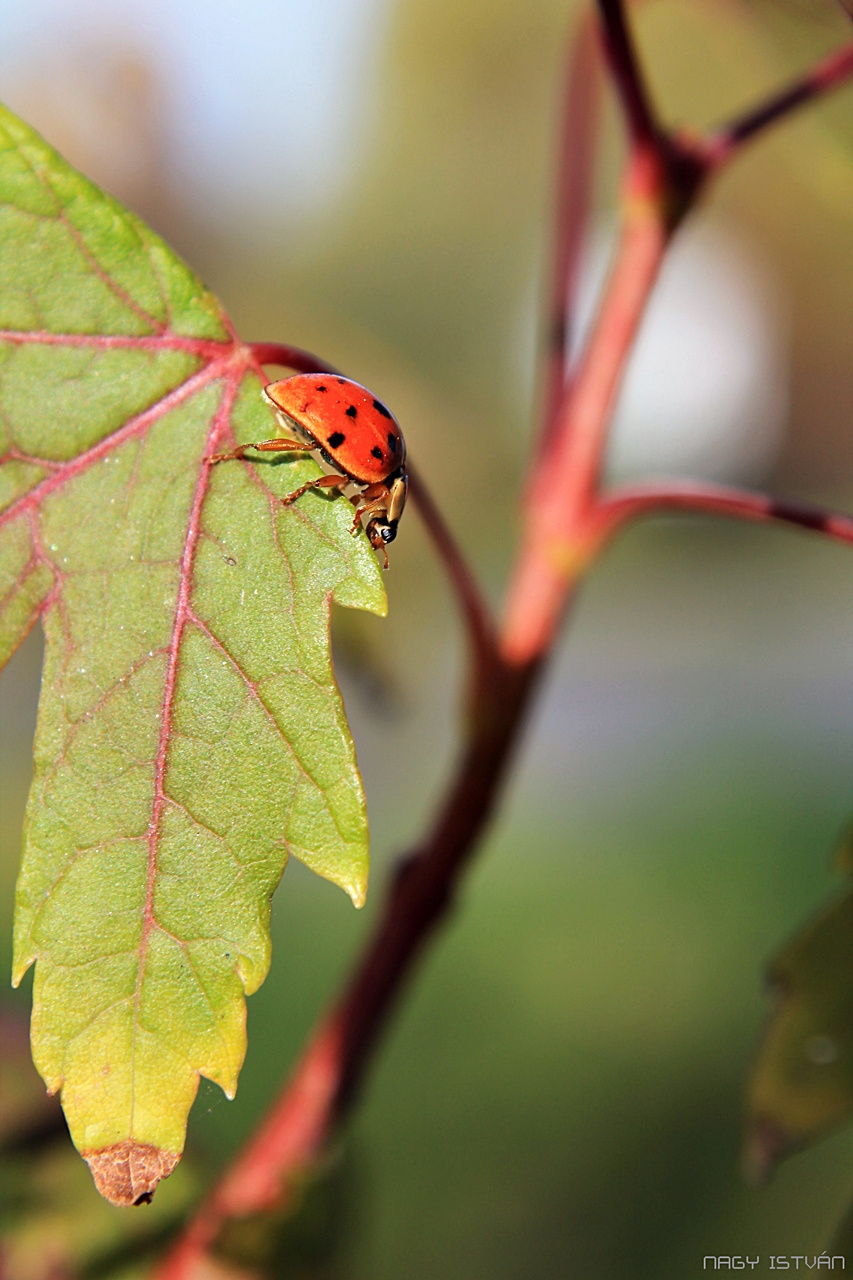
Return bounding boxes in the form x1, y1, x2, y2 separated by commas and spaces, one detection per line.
0, 360, 228, 534
0, 329, 231, 357
130, 369, 242, 1128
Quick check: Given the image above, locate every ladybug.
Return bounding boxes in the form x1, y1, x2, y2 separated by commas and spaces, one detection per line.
210, 374, 407, 568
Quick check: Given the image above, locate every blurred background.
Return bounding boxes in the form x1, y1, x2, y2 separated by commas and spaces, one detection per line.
2, 0, 853, 1275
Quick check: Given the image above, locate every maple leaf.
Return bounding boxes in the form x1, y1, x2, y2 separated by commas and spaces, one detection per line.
0, 104, 386, 1206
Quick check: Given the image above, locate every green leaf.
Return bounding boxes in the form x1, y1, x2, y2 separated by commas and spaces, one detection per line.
0, 104, 386, 1205
743, 888, 853, 1183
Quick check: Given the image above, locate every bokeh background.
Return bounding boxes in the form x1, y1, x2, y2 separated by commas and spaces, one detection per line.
2, 0, 853, 1275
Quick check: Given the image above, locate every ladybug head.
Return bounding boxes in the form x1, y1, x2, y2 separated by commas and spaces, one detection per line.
367, 517, 398, 547
365, 518, 395, 570
365, 472, 406, 568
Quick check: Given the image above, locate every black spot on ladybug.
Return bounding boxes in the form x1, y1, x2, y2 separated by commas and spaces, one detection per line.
371, 446, 383, 460
345, 404, 358, 418
372, 399, 392, 419
328, 431, 346, 449
316, 385, 327, 392
388, 433, 398, 453
336, 377, 347, 384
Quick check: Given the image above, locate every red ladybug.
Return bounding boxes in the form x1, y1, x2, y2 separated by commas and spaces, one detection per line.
211, 374, 407, 568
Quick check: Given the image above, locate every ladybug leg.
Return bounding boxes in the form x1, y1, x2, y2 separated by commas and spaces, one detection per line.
208, 437, 313, 464
348, 484, 390, 535
350, 498, 389, 536
282, 473, 349, 506
367, 526, 389, 570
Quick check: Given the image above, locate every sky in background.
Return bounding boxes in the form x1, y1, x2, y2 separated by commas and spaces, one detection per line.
0, 0, 393, 221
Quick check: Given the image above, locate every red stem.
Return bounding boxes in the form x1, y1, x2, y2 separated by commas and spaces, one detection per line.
538, 12, 603, 456
595, 0, 660, 148
155, 17, 853, 1279
406, 465, 498, 679
162, 437, 853, 1270
502, 144, 670, 664
592, 481, 853, 548
248, 342, 341, 375
161, 659, 536, 1276
155, 148, 674, 1280
703, 40, 853, 170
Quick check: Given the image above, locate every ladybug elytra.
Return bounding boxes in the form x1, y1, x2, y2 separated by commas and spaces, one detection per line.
210, 373, 407, 568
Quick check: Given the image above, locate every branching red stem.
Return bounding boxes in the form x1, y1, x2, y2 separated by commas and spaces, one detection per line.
156, 149, 672, 1280
703, 40, 853, 170
154, 14, 853, 1279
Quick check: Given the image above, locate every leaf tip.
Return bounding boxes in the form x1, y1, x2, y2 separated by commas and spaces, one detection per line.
10, 953, 33, 989
371, 591, 389, 620
82, 1140, 180, 1206
346, 878, 367, 909
740, 1116, 793, 1186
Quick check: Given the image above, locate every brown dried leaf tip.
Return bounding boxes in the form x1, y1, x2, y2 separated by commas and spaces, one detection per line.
82, 1140, 179, 1206
740, 1116, 794, 1187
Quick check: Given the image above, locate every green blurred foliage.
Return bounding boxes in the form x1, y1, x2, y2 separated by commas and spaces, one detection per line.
745, 886, 853, 1181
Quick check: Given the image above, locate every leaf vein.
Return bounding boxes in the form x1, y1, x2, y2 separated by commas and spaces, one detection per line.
0, 329, 231, 356
12, 139, 163, 332
130, 371, 239, 1130
183, 610, 340, 814
0, 361, 226, 535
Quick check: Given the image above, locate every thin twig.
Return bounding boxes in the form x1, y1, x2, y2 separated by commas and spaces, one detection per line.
406, 465, 498, 678
538, 11, 603, 456
248, 342, 341, 375
156, 34, 681, 1280
595, 0, 660, 148
703, 40, 853, 170
591, 481, 853, 548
